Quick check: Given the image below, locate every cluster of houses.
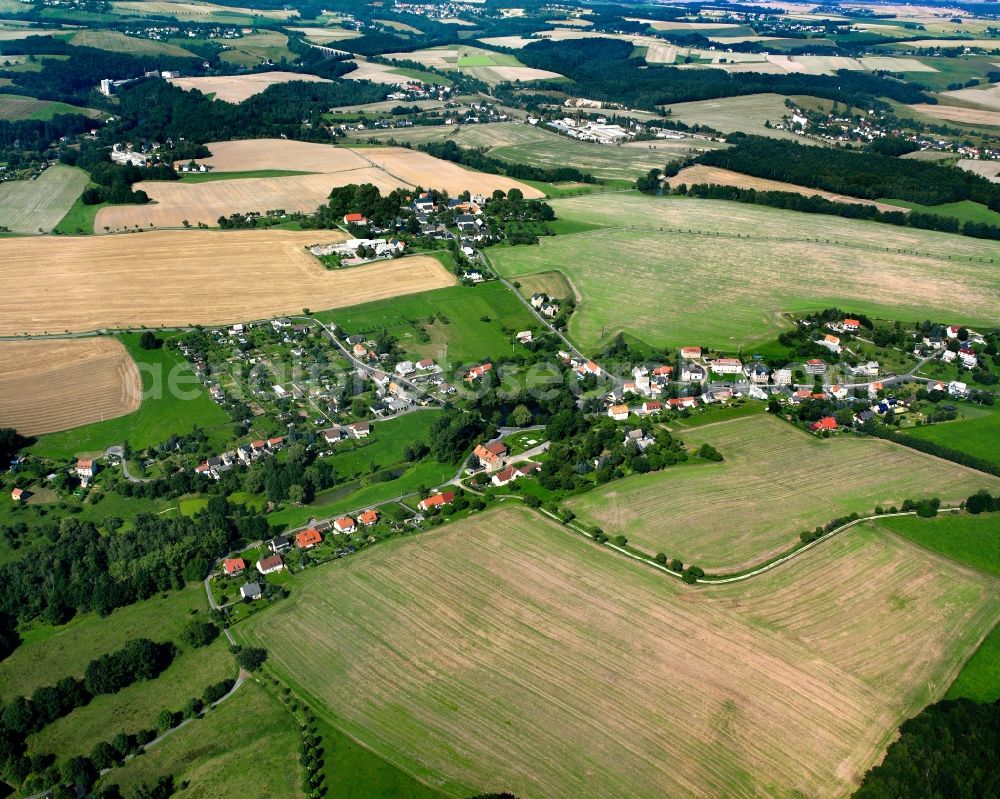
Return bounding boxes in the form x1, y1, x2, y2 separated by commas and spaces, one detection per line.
468, 439, 541, 487
545, 117, 635, 144
310, 236, 406, 265
530, 293, 561, 319
195, 437, 284, 480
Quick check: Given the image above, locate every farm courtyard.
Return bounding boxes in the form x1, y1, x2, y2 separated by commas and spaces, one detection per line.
568, 414, 1000, 571
488, 192, 1000, 351
241, 505, 1000, 799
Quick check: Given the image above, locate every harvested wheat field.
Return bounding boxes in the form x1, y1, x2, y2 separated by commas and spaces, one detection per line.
241, 505, 1000, 799
0, 231, 455, 335
958, 158, 1000, 181
569, 415, 1000, 570
167, 71, 330, 103
940, 82, 1000, 110
910, 102, 1000, 127
0, 338, 141, 435
97, 140, 542, 230
95, 169, 400, 230
670, 165, 910, 212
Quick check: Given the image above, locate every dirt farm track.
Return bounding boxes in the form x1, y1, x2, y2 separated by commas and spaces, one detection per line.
0, 338, 141, 435
0, 230, 456, 335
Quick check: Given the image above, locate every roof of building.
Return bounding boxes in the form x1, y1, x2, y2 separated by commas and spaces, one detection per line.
334, 516, 355, 529
358, 509, 380, 525
258, 554, 283, 570
223, 557, 246, 573
296, 528, 323, 547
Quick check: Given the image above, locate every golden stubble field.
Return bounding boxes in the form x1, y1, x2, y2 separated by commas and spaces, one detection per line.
911, 102, 1000, 127
167, 71, 330, 103
0, 338, 141, 435
569, 415, 1000, 570
242, 505, 1000, 799
94, 139, 543, 231
0, 230, 456, 334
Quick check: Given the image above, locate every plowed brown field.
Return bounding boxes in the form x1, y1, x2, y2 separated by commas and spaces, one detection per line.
0, 231, 455, 334
0, 338, 141, 434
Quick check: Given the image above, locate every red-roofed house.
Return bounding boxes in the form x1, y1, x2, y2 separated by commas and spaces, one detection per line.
267, 436, 284, 448
667, 397, 697, 410
418, 491, 455, 512
810, 417, 838, 432
641, 401, 662, 414
681, 347, 702, 360
710, 358, 743, 375
843, 319, 860, 331
296, 528, 323, 549
343, 212, 368, 225
10, 488, 25, 502
358, 509, 380, 526
76, 458, 96, 485
652, 365, 673, 377
334, 516, 356, 534
223, 557, 246, 576
465, 363, 493, 382
473, 440, 508, 472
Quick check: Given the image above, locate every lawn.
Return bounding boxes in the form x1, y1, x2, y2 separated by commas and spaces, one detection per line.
904, 403, 1000, 469
239, 505, 1000, 799
316, 282, 539, 367
876, 197, 1000, 226
178, 169, 313, 183
874, 512, 1000, 702
52, 189, 104, 235
97, 680, 301, 799
0, 583, 213, 702
489, 192, 1000, 352
0, 164, 88, 234
29, 637, 233, 759
0, 93, 101, 121
567, 414, 1000, 571
29, 333, 232, 459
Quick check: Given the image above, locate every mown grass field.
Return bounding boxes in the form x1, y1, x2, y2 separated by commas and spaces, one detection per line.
0, 164, 88, 234
70, 28, 197, 56
241, 505, 1000, 799
489, 192, 1000, 352
29, 333, 231, 460
0, 93, 100, 121
873, 512, 1000, 702
568, 415, 1000, 570
99, 680, 301, 799
317, 282, 539, 367
348, 121, 719, 181
876, 196, 1000, 225
904, 404, 1000, 468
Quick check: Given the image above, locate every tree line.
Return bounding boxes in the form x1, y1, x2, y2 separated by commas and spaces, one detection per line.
695, 134, 1000, 209
512, 38, 930, 110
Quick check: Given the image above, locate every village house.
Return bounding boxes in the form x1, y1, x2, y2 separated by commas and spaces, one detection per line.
343, 212, 368, 225
949, 380, 969, 398
296, 528, 323, 549
473, 440, 508, 472
805, 359, 827, 375
491, 463, 540, 487
358, 509, 380, 526
680, 346, 702, 360
668, 397, 698, 410
851, 361, 880, 377
830, 384, 849, 400
256, 554, 284, 575
652, 365, 673, 378
575, 360, 602, 379
268, 535, 291, 554
810, 417, 838, 433
418, 491, 455, 511
76, 458, 97, 486
641, 400, 662, 415
817, 334, 841, 354
515, 330, 533, 344
710, 358, 743, 375
395, 360, 416, 377
746, 364, 770, 384
240, 582, 263, 601
772, 367, 793, 386
223, 557, 246, 577
941, 349, 957, 364
843, 318, 860, 331
10, 487, 25, 502
681, 362, 706, 382
608, 403, 630, 421
334, 516, 356, 534
349, 421, 370, 438
466, 363, 493, 382
417, 357, 435, 371
868, 381, 884, 399
322, 426, 346, 445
